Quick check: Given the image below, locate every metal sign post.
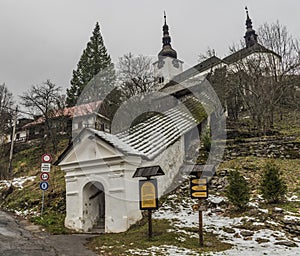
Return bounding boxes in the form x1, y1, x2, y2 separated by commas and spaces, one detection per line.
139, 178, 158, 239
133, 165, 165, 240
41, 190, 45, 216
40, 154, 51, 216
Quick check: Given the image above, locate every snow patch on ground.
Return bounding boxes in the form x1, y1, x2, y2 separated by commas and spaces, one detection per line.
128, 245, 199, 256
153, 195, 300, 256
0, 176, 36, 190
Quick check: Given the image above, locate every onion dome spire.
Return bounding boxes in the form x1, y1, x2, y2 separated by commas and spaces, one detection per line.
158, 11, 177, 59
244, 7, 258, 48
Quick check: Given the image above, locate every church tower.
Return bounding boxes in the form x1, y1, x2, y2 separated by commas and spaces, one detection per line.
153, 12, 183, 86
244, 7, 258, 48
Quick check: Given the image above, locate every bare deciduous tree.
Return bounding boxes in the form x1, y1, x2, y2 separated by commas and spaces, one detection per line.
0, 83, 14, 138
117, 53, 157, 98
0, 83, 14, 178
198, 47, 217, 62
258, 21, 300, 114
20, 80, 63, 153
207, 21, 300, 133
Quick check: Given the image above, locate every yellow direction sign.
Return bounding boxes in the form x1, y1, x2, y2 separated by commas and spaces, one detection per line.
190, 177, 208, 199
192, 185, 207, 191
191, 178, 207, 185
192, 191, 208, 198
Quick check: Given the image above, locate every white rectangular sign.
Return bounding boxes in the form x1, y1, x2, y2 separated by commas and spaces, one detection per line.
41, 163, 51, 172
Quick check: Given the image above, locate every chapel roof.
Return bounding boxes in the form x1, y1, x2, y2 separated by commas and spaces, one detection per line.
164, 56, 223, 87
55, 95, 207, 164
222, 43, 281, 65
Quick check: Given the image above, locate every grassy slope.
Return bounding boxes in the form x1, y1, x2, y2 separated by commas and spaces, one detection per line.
0, 135, 70, 233
0, 109, 299, 253
88, 219, 232, 256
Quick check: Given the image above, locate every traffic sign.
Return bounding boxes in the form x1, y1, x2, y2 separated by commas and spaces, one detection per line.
190, 177, 208, 199
42, 153, 52, 163
40, 181, 49, 191
41, 163, 51, 172
40, 172, 50, 181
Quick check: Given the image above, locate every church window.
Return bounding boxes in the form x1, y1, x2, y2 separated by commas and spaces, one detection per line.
158, 76, 164, 83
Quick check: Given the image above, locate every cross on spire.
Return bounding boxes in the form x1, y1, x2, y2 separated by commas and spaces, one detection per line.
158, 11, 177, 59
244, 7, 258, 48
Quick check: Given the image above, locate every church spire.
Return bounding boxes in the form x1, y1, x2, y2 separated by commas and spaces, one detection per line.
158, 11, 177, 59
244, 7, 258, 48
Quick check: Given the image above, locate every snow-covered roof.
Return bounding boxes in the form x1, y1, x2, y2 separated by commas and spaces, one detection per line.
88, 96, 206, 160
56, 95, 207, 164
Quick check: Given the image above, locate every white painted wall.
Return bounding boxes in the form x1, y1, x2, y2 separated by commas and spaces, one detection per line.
153, 56, 183, 87
58, 130, 186, 233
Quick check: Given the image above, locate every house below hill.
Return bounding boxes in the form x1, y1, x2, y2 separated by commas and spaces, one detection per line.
5, 101, 110, 143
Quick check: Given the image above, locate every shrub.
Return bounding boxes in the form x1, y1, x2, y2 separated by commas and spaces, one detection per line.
260, 162, 287, 204
225, 170, 250, 210
202, 130, 211, 152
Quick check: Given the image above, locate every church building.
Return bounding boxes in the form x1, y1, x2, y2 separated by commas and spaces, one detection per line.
55, 8, 279, 233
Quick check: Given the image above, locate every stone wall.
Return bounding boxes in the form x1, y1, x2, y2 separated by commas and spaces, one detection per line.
225, 137, 300, 160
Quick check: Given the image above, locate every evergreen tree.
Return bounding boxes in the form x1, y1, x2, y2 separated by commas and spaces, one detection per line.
260, 162, 287, 204
66, 22, 115, 106
225, 170, 250, 210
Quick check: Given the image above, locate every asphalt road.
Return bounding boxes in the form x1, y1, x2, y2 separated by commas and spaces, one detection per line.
0, 210, 98, 256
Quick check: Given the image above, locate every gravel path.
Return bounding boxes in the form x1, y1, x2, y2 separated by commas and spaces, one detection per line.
0, 210, 98, 256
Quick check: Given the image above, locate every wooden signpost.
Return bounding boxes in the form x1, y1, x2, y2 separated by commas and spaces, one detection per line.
190, 174, 208, 247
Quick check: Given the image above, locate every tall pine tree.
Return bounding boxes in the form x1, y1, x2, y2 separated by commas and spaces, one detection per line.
66, 22, 115, 106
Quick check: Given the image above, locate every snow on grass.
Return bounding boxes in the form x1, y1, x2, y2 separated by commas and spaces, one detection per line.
15, 208, 39, 217
153, 194, 300, 256
284, 215, 300, 221
287, 195, 299, 202
0, 176, 36, 190
128, 245, 199, 256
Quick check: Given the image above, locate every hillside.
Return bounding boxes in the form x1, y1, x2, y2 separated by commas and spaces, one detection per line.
0, 110, 299, 255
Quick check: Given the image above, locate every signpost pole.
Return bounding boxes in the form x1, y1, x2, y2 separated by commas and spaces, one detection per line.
133, 165, 165, 241
148, 209, 152, 239
198, 198, 204, 246
146, 176, 153, 239
195, 171, 204, 247
40, 153, 51, 216
41, 190, 45, 216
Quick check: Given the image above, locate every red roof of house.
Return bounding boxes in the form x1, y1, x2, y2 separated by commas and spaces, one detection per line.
23, 101, 103, 128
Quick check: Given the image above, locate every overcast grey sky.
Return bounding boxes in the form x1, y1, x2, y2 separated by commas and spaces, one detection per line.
0, 0, 299, 101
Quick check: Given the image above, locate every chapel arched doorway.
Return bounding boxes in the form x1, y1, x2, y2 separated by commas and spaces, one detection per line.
83, 181, 105, 232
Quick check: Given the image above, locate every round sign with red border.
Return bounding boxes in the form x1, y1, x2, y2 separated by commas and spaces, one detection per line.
40, 172, 50, 181
42, 154, 52, 163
